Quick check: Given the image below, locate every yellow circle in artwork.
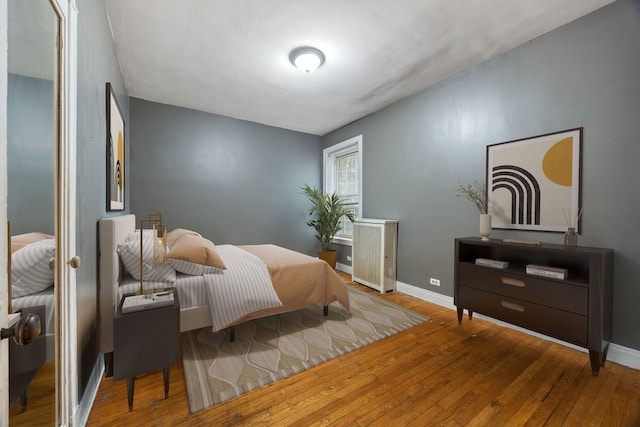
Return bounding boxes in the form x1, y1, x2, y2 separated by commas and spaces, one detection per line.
543, 137, 573, 186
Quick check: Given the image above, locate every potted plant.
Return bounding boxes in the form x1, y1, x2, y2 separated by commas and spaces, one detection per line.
301, 184, 355, 268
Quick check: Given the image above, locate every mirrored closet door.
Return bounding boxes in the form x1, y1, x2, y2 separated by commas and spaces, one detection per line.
7, 0, 57, 424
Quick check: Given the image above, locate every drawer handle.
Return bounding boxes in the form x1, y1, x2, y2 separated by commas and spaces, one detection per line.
501, 300, 525, 312
501, 277, 525, 288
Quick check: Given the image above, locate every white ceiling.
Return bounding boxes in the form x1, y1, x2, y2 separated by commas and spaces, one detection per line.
104, 0, 613, 136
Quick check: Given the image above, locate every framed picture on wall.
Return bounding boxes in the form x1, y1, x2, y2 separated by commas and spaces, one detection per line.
106, 82, 125, 211
486, 128, 582, 233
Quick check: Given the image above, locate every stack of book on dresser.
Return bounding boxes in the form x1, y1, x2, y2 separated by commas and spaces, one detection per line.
526, 264, 568, 279
475, 258, 509, 269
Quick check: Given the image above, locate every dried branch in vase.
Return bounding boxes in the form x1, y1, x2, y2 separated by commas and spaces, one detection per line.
454, 181, 488, 214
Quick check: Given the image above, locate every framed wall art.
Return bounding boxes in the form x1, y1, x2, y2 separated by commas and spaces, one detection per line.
106, 82, 125, 211
486, 128, 582, 233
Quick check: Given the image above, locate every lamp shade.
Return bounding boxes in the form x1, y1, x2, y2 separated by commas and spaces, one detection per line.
290, 46, 325, 74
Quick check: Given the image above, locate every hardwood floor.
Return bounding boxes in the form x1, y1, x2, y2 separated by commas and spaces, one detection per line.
8, 361, 55, 426
85, 272, 640, 426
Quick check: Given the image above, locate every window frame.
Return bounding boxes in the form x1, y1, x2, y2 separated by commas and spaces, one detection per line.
323, 134, 363, 247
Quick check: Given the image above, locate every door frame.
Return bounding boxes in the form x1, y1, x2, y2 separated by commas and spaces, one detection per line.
51, 0, 79, 425
0, 0, 78, 425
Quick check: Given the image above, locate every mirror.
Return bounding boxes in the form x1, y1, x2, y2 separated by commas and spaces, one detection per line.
7, 0, 57, 423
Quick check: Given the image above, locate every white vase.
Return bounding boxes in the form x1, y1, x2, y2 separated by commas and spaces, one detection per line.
480, 214, 492, 241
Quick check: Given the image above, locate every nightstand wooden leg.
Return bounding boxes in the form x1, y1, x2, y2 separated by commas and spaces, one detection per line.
104, 352, 113, 377
163, 367, 170, 399
126, 377, 135, 411
20, 390, 27, 413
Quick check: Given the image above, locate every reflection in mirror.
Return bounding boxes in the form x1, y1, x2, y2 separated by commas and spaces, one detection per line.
7, 0, 57, 424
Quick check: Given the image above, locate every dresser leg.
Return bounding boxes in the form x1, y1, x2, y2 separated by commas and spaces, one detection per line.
457, 307, 473, 324
589, 350, 603, 376
589, 344, 610, 376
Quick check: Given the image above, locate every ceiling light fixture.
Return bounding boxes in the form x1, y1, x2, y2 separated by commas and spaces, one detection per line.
289, 46, 325, 74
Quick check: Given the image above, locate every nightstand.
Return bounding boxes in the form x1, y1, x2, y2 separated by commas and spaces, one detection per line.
9, 305, 47, 412
113, 288, 180, 411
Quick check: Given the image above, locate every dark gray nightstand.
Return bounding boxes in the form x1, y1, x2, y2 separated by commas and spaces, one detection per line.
114, 288, 180, 411
9, 305, 47, 412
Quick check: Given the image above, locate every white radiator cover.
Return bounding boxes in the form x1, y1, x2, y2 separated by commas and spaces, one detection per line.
352, 219, 398, 293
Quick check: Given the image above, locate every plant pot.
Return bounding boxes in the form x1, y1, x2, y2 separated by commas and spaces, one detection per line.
318, 249, 337, 269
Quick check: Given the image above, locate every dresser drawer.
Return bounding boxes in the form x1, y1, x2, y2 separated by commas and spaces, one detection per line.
458, 286, 588, 346
458, 264, 588, 315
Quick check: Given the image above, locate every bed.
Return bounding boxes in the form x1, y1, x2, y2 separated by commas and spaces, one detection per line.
98, 214, 351, 359
8, 233, 55, 411
10, 232, 56, 362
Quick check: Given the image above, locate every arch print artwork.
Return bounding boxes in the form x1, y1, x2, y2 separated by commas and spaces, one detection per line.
106, 82, 125, 211
486, 128, 582, 232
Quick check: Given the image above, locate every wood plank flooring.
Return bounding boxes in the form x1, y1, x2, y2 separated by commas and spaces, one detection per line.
82, 272, 640, 425
8, 361, 55, 426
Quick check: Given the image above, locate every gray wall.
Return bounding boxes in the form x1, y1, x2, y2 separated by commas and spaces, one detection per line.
76, 0, 130, 397
324, 0, 640, 350
7, 73, 54, 235
130, 98, 322, 256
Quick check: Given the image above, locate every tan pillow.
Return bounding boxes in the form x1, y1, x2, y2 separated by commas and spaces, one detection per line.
11, 232, 55, 253
166, 228, 202, 248
167, 235, 226, 275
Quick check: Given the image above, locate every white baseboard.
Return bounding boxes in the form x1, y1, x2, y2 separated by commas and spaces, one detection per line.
75, 356, 105, 426
395, 280, 640, 371
336, 262, 351, 275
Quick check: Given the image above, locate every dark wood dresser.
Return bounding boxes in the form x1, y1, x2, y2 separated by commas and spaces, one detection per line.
454, 237, 613, 375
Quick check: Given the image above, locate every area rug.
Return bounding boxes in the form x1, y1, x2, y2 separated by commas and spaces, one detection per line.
180, 287, 430, 414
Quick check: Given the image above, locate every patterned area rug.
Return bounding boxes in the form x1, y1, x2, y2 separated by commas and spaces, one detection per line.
181, 287, 430, 414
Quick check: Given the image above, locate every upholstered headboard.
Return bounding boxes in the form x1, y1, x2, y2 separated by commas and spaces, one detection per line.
98, 214, 136, 354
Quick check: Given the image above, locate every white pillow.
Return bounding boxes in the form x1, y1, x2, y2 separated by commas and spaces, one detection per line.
125, 229, 157, 241
12, 239, 56, 298
117, 237, 176, 283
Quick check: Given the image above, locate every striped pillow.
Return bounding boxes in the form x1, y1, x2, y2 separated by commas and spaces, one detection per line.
117, 238, 176, 283
12, 238, 55, 297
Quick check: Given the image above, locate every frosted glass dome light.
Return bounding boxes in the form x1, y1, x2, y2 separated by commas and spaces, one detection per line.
289, 46, 325, 74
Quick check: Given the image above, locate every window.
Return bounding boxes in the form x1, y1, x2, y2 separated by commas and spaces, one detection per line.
323, 135, 362, 245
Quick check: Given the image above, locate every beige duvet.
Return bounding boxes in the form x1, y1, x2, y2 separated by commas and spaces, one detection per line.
227, 244, 351, 326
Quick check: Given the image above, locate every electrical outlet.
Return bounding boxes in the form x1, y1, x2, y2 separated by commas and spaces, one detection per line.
430, 278, 440, 286
347, 256, 352, 261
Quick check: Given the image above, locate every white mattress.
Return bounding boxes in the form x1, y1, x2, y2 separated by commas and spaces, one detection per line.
118, 273, 208, 309
12, 286, 55, 336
